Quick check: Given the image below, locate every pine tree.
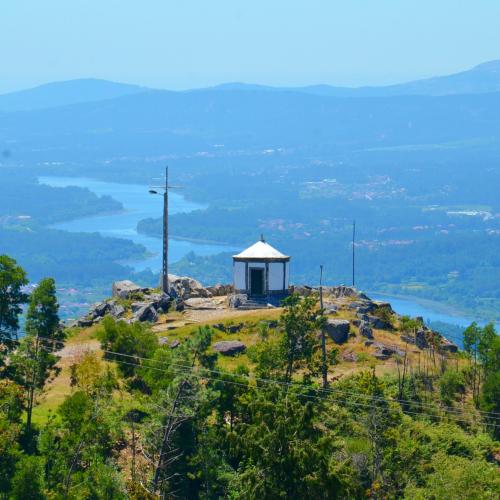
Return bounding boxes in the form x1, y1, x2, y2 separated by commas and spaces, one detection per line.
11, 278, 64, 434
0, 255, 28, 368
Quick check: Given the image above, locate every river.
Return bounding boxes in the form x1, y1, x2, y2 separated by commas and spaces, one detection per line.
39, 176, 240, 271
370, 294, 473, 327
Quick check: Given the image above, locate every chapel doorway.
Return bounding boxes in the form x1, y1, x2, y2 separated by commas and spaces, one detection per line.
250, 268, 264, 296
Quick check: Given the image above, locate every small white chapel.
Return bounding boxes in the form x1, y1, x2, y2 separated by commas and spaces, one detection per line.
232, 236, 290, 298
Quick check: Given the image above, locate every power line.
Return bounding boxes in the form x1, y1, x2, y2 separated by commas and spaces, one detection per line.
103, 348, 500, 421
24, 338, 500, 426
104, 356, 500, 429
3, 333, 500, 421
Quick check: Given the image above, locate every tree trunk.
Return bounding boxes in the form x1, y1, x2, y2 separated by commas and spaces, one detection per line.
26, 334, 40, 435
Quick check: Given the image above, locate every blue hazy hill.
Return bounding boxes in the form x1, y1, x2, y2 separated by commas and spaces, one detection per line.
0, 78, 149, 111
208, 60, 500, 97
3, 89, 500, 157
2, 59, 500, 114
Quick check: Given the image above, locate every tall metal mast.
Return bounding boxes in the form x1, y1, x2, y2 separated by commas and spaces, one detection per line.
149, 166, 182, 294
162, 166, 169, 293
352, 220, 356, 288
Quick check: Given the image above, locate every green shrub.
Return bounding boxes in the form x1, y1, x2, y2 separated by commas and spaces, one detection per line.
439, 369, 466, 405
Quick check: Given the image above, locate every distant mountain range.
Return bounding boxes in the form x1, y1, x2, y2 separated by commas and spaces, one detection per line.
2, 86, 500, 160
208, 60, 500, 98
1, 60, 500, 112
0, 79, 147, 112
2, 59, 500, 163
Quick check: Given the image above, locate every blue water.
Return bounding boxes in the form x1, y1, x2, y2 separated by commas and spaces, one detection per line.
39, 176, 240, 271
371, 294, 498, 333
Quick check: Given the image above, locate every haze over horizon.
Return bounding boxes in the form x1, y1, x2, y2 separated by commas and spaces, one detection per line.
2, 1, 500, 94
1, 58, 499, 96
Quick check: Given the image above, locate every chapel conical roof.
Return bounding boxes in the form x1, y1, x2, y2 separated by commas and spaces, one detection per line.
233, 238, 289, 261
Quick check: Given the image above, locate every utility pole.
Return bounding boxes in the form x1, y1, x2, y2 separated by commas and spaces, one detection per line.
149, 166, 182, 294
162, 166, 169, 294
319, 265, 328, 389
352, 220, 356, 288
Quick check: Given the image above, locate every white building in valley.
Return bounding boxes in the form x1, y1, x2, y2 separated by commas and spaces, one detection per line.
233, 236, 290, 297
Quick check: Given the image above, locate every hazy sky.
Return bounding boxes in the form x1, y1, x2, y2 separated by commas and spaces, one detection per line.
2, 0, 500, 93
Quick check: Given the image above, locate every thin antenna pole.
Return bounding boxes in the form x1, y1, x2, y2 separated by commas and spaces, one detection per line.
352, 220, 356, 288
319, 265, 328, 389
162, 166, 169, 294
319, 265, 324, 310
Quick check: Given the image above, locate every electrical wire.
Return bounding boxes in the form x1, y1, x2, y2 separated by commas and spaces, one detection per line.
3, 332, 500, 423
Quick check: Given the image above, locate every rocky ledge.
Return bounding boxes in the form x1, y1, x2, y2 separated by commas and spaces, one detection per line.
70, 276, 233, 327
68, 278, 459, 357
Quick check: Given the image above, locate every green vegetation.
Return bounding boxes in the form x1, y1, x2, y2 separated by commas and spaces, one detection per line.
0, 173, 121, 225
0, 255, 28, 349
9, 278, 64, 434
0, 226, 152, 297
1, 257, 499, 498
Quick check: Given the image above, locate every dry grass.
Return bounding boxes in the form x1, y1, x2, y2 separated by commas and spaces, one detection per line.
32, 298, 461, 424
31, 325, 101, 424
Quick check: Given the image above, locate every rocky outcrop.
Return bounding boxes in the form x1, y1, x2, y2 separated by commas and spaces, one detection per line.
131, 303, 158, 323
323, 304, 338, 315
75, 317, 94, 328
110, 302, 125, 318
415, 328, 428, 349
342, 351, 358, 362
227, 294, 248, 309
348, 301, 376, 314
291, 285, 315, 297
439, 337, 458, 353
325, 319, 350, 344
371, 342, 405, 360
206, 284, 234, 297
168, 275, 208, 299
213, 340, 246, 356
159, 337, 181, 349
401, 327, 458, 354
293, 284, 367, 300
227, 323, 243, 334
75, 282, 174, 327
356, 313, 392, 330
184, 298, 217, 310
327, 286, 367, 299
144, 293, 171, 313
358, 321, 373, 339
112, 280, 145, 299
75, 298, 124, 327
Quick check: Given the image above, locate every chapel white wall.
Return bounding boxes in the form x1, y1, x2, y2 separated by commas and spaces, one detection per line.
233, 261, 246, 290
269, 262, 285, 290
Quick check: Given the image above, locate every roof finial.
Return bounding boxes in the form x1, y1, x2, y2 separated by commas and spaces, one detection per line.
260, 233, 265, 242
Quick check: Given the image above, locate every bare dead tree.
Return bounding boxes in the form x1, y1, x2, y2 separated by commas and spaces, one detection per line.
63, 399, 101, 498
151, 351, 199, 494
